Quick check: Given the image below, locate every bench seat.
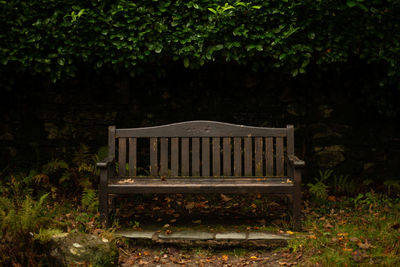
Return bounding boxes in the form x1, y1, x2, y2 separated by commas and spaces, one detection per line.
107, 177, 294, 194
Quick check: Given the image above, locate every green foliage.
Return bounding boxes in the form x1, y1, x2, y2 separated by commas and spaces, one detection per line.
332, 174, 356, 195
1, 0, 400, 84
290, 193, 400, 266
308, 170, 331, 202
81, 188, 98, 213
0, 193, 60, 265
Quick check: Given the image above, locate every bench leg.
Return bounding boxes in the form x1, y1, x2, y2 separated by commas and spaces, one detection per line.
292, 169, 302, 231
99, 189, 109, 227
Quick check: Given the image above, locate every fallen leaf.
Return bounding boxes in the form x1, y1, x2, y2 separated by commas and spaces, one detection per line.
163, 224, 170, 228
308, 235, 317, 239
357, 240, 371, 249
222, 254, 228, 261
250, 203, 257, 209
286, 231, 294, 235
185, 202, 195, 210
337, 233, 348, 237
192, 220, 201, 224
350, 237, 359, 242
170, 219, 176, 223
220, 194, 232, 202
324, 222, 333, 229
143, 251, 150, 256
250, 256, 258, 260
342, 247, 353, 252
327, 195, 337, 202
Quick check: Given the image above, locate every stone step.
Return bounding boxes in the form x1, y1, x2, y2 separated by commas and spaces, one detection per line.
116, 230, 292, 248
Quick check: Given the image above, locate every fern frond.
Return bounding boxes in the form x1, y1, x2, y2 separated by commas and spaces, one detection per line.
42, 159, 68, 174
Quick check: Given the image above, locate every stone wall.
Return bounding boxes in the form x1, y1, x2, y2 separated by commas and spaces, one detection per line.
1, 63, 399, 181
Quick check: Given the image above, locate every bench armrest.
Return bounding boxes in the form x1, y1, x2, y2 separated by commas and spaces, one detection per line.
287, 155, 305, 168
96, 156, 115, 169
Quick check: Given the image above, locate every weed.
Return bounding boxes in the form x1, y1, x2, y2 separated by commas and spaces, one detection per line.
308, 170, 331, 202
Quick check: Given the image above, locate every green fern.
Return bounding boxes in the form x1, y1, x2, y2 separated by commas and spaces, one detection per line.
308, 170, 332, 201
42, 159, 68, 174
333, 174, 356, 195
81, 188, 98, 213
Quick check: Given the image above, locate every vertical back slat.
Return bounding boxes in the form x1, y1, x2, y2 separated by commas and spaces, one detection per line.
244, 137, 252, 176
192, 138, 200, 176
108, 126, 116, 158
286, 125, 294, 178
212, 137, 220, 176
150, 137, 158, 176
233, 137, 242, 176
223, 138, 231, 176
265, 137, 274, 176
128, 137, 136, 176
118, 138, 127, 176
254, 137, 263, 176
171, 138, 179, 176
276, 137, 284, 176
181, 138, 189, 176
160, 138, 168, 176
202, 138, 210, 176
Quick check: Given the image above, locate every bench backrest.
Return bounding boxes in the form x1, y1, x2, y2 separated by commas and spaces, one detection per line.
109, 121, 294, 177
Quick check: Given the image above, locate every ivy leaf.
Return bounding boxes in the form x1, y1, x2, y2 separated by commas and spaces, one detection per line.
346, 1, 357, 7
57, 58, 65, 66
183, 57, 189, 68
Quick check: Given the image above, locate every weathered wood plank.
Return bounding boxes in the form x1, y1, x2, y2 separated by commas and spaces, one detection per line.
255, 137, 263, 176
244, 137, 252, 176
160, 138, 168, 176
192, 138, 200, 176
108, 126, 116, 158
171, 138, 179, 176
118, 138, 126, 176
202, 138, 210, 176
265, 137, 274, 176
233, 137, 242, 176
276, 137, 284, 176
223, 138, 231, 176
116, 121, 287, 138
150, 138, 158, 176
108, 178, 294, 194
181, 138, 189, 176
212, 137, 220, 176
128, 138, 137, 176
286, 125, 294, 178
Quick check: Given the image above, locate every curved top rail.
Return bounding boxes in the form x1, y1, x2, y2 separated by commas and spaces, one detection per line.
115, 120, 288, 138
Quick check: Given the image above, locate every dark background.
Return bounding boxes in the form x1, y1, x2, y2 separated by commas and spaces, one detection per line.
1, 61, 399, 182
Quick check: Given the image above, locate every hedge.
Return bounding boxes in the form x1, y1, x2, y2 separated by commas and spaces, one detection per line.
1, 0, 399, 84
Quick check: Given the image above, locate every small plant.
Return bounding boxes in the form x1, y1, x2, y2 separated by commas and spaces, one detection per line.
0, 193, 60, 265
308, 170, 332, 202
81, 188, 98, 213
384, 180, 400, 196
332, 174, 356, 195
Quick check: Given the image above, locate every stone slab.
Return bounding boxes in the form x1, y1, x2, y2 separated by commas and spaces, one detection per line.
248, 232, 291, 240
159, 231, 214, 240
116, 231, 155, 239
215, 232, 246, 240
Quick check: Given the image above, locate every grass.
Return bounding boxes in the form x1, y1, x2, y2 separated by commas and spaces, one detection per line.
287, 192, 400, 266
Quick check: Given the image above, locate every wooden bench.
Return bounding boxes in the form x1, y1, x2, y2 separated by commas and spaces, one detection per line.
97, 121, 305, 229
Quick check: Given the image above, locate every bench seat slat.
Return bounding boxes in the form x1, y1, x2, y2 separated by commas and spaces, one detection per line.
108, 178, 294, 194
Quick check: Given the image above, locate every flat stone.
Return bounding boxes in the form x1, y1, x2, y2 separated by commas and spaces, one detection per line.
159, 231, 214, 240
116, 231, 155, 239
248, 232, 291, 240
215, 232, 246, 240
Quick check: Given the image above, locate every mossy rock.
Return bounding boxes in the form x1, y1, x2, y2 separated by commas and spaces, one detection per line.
49, 232, 118, 266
